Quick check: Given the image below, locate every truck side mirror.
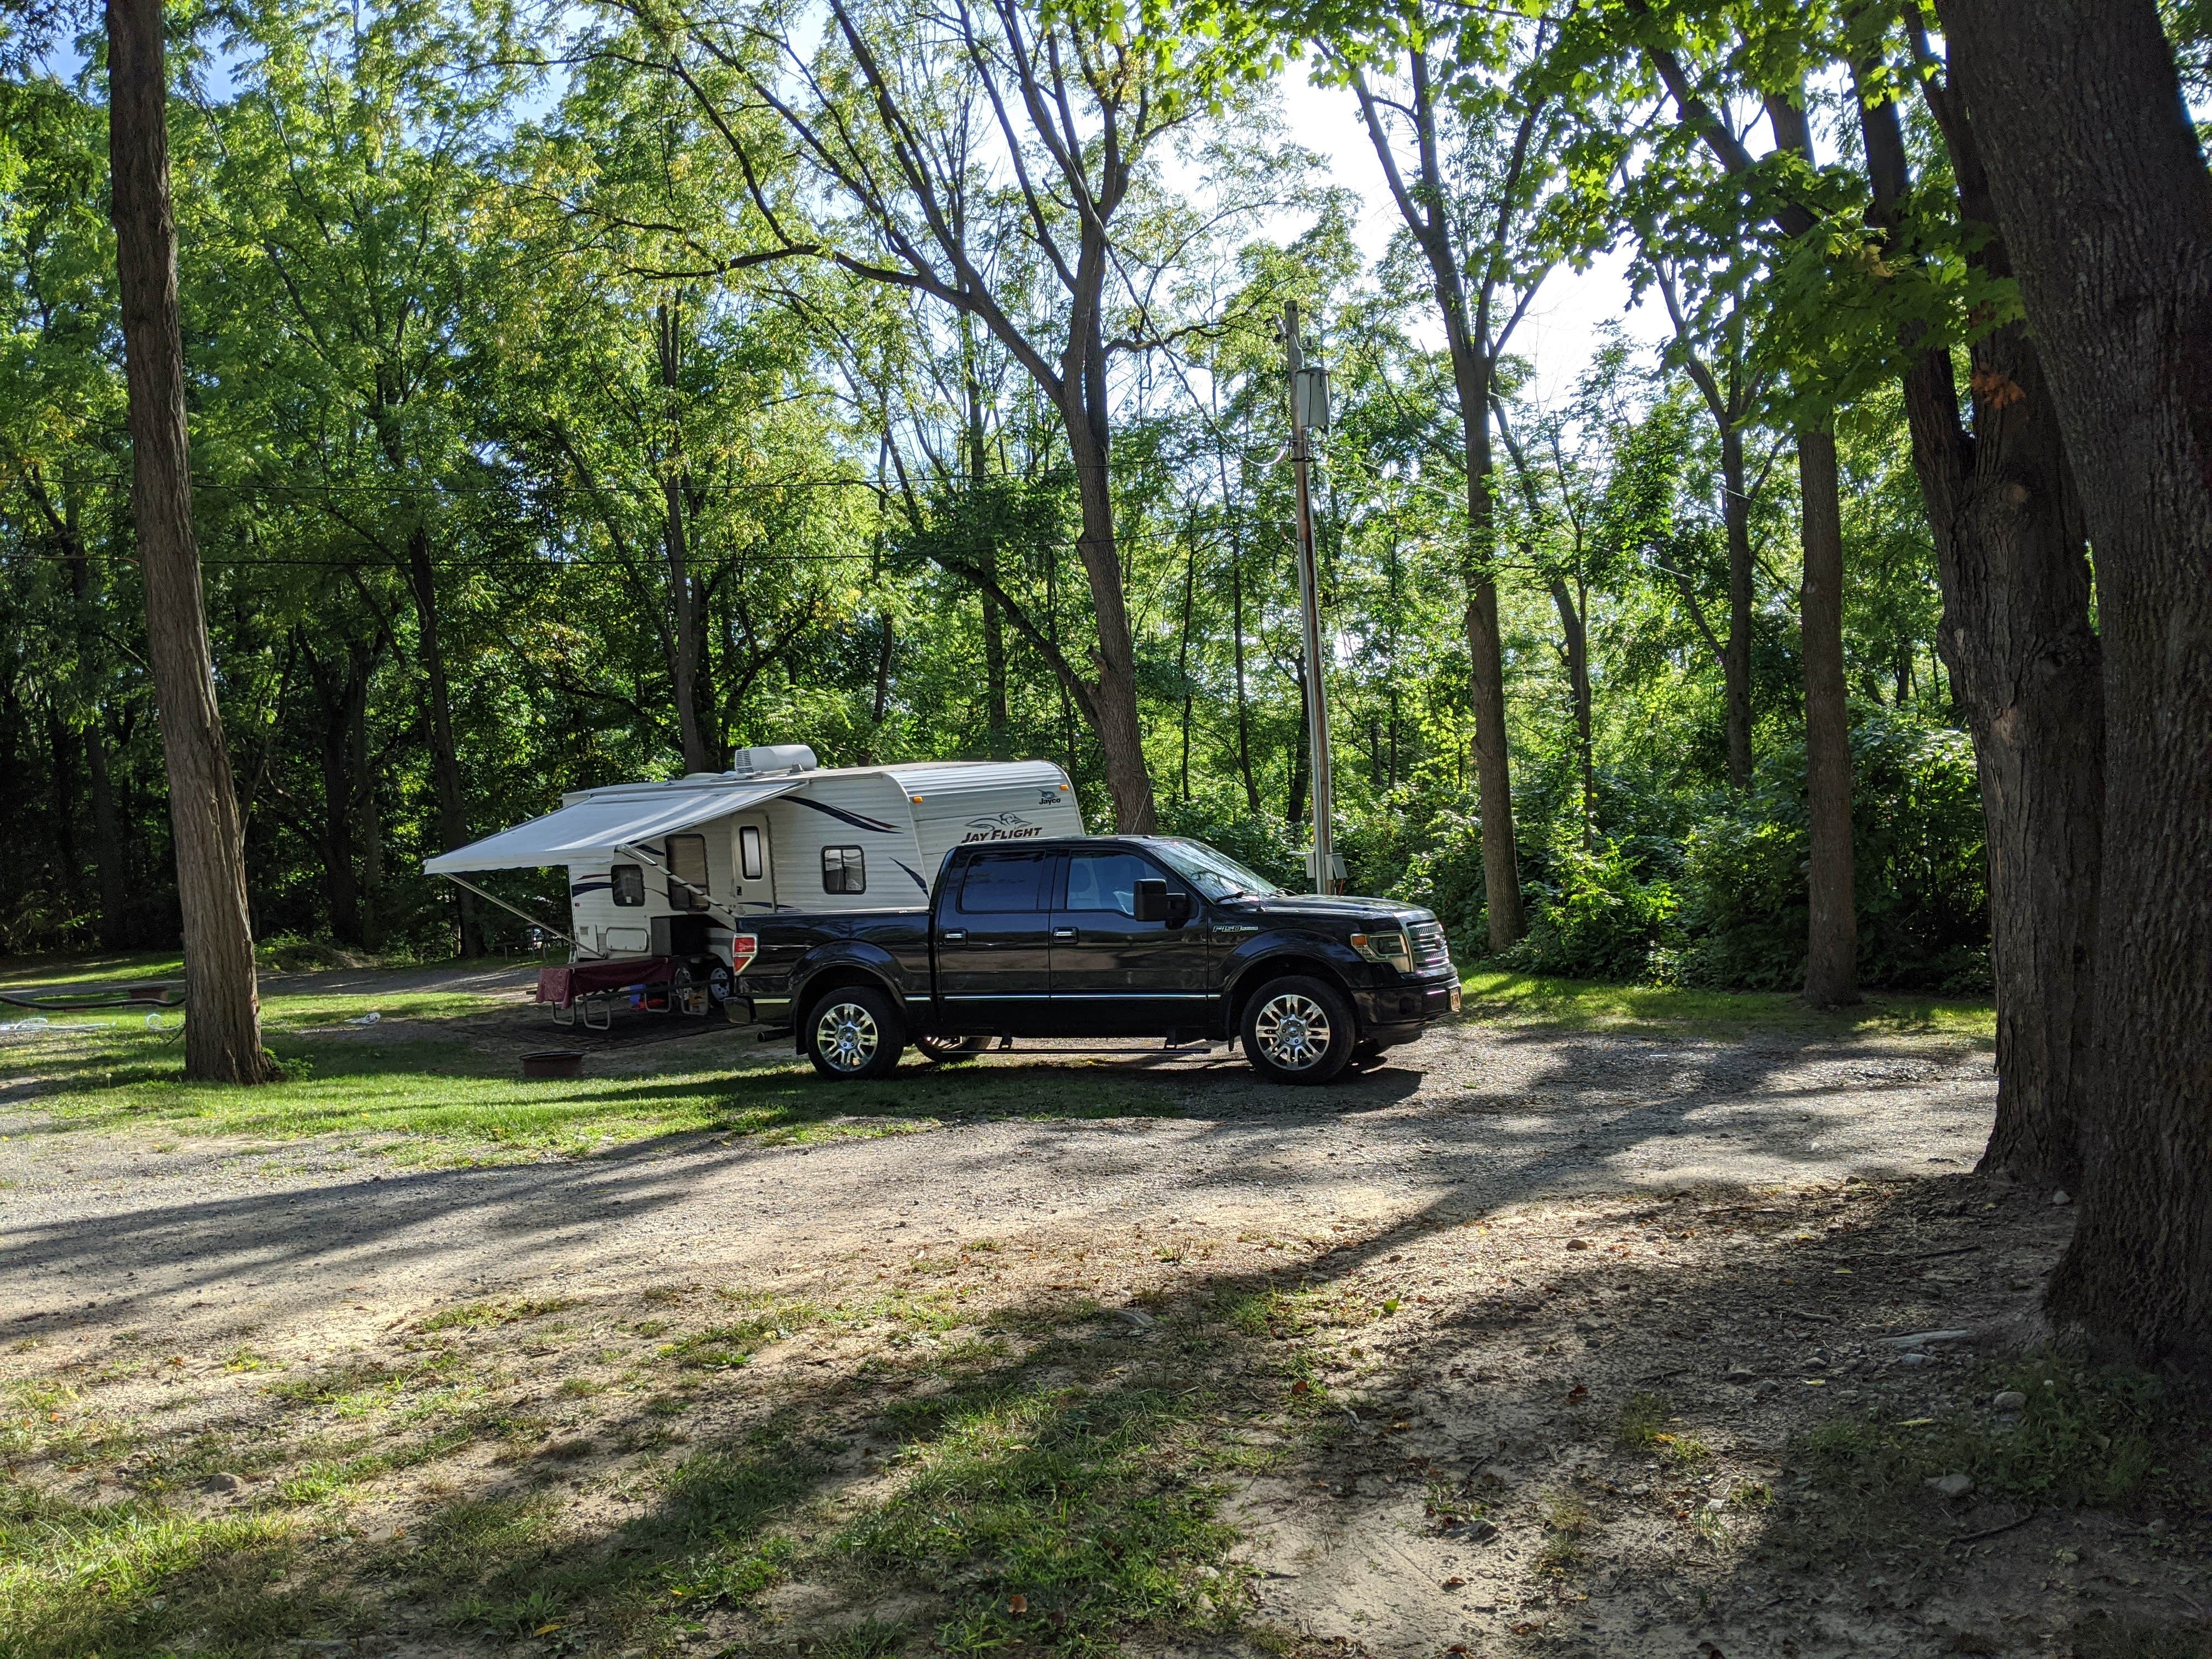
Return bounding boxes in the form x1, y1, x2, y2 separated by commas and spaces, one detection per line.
1132, 878, 1168, 922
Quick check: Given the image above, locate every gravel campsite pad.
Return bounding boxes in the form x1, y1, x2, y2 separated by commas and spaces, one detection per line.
1, 966, 2207, 1658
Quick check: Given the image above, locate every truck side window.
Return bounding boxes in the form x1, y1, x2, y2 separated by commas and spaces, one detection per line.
667, 834, 709, 910
960, 852, 1046, 912
611, 864, 645, 907
1063, 851, 1156, 918
822, 846, 866, 893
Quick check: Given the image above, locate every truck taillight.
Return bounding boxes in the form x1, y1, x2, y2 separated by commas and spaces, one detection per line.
731, 934, 759, 968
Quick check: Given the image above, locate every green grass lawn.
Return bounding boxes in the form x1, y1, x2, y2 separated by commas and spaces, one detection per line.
1457, 968, 1995, 1043
3, 975, 1178, 1163
0, 958, 1993, 1166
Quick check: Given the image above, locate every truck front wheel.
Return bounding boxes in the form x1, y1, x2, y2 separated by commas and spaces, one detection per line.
805, 986, 907, 1080
1240, 975, 1356, 1085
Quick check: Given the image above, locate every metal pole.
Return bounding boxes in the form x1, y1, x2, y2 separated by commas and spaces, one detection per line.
1285, 301, 1337, 895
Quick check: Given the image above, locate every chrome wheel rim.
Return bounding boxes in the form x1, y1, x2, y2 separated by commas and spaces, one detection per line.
1254, 993, 1331, 1070
815, 1001, 879, 1071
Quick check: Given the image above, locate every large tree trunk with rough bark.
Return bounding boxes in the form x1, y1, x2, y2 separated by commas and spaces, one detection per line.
105, 0, 273, 1082
1935, 0, 2212, 1365
1797, 428, 1858, 1007
1859, 47, 2106, 1192
1900, 328, 2103, 1188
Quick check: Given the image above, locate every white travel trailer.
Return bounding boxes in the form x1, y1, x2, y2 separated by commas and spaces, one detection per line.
424, 746, 1086, 987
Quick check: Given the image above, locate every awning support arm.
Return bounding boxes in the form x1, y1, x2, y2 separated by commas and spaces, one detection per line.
438, 873, 606, 960
614, 842, 746, 932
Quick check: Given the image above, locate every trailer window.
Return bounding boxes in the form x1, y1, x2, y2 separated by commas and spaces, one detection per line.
738, 824, 764, 881
666, 834, 710, 910
822, 846, 866, 894
610, 864, 645, 907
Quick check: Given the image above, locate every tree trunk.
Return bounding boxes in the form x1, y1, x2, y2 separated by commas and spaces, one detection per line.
59, 514, 129, 946
1548, 575, 1595, 850
403, 527, 481, 956
658, 303, 715, 776
105, 0, 272, 1082
1936, 0, 2212, 1364
1059, 238, 1155, 833
1720, 424, 1755, 790
45, 703, 85, 917
84, 715, 125, 946
1857, 42, 2105, 1190
1901, 330, 2103, 1187
1798, 427, 1859, 1007
1451, 355, 1525, 950
1178, 531, 1196, 804
306, 642, 369, 947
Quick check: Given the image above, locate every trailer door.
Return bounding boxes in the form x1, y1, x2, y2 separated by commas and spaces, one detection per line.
729, 816, 776, 913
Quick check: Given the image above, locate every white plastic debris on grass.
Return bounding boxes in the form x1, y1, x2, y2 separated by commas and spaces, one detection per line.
345, 1012, 382, 1026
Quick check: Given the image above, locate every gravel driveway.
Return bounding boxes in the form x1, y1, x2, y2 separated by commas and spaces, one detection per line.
0, 1017, 1997, 1353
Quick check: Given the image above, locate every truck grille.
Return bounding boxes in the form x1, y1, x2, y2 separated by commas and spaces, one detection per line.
1410, 921, 1453, 976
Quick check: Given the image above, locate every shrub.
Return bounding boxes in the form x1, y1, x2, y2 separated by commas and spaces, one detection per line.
1506, 839, 1679, 981
1677, 712, 1989, 993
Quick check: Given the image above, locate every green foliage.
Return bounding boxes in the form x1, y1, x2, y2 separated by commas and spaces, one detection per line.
1506, 839, 1680, 982
1679, 713, 1989, 994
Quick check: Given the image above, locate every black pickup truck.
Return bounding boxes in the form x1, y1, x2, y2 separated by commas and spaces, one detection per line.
728, 835, 1460, 1085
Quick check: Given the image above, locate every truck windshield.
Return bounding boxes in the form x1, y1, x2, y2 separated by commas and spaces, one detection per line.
1150, 839, 1283, 900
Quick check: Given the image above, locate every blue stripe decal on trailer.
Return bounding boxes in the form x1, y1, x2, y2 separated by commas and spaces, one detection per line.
787, 795, 902, 834
569, 879, 613, 897
895, 860, 928, 892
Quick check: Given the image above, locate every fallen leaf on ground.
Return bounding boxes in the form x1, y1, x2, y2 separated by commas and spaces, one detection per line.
1008, 1592, 1028, 1613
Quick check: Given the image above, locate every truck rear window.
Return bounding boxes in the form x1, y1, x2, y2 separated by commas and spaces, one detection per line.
960, 852, 1047, 912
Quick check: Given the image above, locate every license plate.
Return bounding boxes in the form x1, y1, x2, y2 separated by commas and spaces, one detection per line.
1449, 984, 1462, 1013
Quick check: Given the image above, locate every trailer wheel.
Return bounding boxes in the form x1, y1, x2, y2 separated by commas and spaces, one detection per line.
915, 1032, 992, 1064
1240, 975, 1356, 1085
805, 985, 906, 1080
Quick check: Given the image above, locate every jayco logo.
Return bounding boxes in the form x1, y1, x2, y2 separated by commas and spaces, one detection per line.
960, 811, 1044, 843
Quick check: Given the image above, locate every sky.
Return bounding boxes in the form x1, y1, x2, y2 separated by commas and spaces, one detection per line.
1273, 57, 1672, 409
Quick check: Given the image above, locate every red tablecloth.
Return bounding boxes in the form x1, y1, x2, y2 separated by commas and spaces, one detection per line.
536, 958, 674, 1008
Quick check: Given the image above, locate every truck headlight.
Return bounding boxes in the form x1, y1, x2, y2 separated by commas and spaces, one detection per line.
1349, 929, 1413, 973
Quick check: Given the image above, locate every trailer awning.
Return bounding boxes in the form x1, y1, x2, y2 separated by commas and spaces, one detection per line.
423, 779, 803, 873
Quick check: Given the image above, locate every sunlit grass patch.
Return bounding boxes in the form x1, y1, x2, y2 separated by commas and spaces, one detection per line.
0, 1478, 352, 1659
1457, 969, 1995, 1042
15, 1012, 1187, 1165
839, 1381, 1240, 1647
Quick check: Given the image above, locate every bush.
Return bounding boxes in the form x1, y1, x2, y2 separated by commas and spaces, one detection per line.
1677, 712, 1989, 993
1505, 839, 1679, 981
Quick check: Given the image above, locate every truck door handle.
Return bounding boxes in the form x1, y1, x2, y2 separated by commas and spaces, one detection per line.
1052, 927, 1077, 940
941, 929, 966, 942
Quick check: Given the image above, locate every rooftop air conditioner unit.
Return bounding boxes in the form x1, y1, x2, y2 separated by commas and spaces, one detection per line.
726, 744, 819, 778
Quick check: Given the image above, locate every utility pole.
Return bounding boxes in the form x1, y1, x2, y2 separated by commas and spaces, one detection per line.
1284, 301, 1340, 895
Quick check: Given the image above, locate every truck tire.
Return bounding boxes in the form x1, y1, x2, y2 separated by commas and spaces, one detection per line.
805, 985, 906, 1080
915, 1032, 992, 1063
1240, 975, 1356, 1085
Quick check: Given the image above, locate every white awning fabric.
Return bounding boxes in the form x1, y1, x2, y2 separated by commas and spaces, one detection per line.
423, 780, 803, 873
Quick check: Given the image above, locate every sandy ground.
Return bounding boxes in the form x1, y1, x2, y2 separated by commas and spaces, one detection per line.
3, 984, 2207, 1658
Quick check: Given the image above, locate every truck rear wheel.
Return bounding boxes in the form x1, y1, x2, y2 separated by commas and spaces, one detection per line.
805, 986, 906, 1080
1240, 975, 1356, 1085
